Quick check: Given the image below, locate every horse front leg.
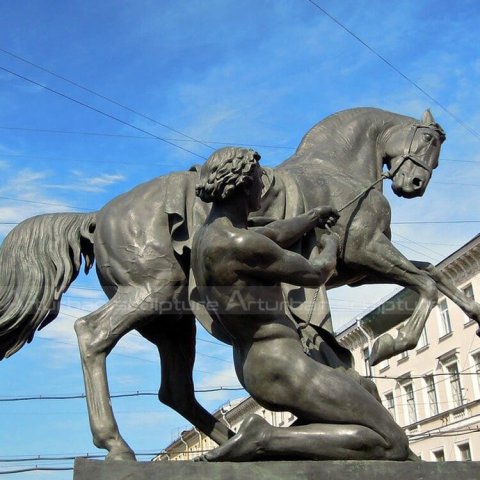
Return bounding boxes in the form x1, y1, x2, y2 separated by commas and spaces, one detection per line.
412, 260, 480, 332
343, 235, 438, 366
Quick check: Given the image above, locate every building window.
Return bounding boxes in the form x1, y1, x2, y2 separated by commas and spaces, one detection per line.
404, 383, 417, 424
433, 449, 445, 462
438, 300, 452, 337
385, 392, 395, 420
425, 375, 439, 416
378, 358, 389, 371
363, 347, 372, 377
417, 327, 428, 349
473, 352, 480, 391
447, 362, 463, 407
398, 349, 408, 361
457, 442, 472, 461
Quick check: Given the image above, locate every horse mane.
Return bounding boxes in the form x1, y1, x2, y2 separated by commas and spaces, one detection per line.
295, 107, 415, 156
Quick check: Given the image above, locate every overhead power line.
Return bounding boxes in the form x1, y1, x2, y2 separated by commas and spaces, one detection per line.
0, 125, 293, 151
1, 124, 478, 165
0, 47, 214, 151
0, 196, 93, 212
392, 221, 480, 225
0, 64, 206, 160
0, 452, 157, 463
0, 387, 244, 402
0, 466, 73, 475
3, 220, 480, 227
1, 124, 479, 164
3, 370, 479, 403
305, 0, 480, 141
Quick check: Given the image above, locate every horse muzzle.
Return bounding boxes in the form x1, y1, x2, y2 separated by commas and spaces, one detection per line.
391, 171, 429, 198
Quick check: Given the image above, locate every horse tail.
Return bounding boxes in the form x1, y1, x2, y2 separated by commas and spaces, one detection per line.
0, 212, 96, 359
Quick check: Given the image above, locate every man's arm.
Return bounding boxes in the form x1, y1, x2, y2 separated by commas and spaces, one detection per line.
250, 207, 339, 248
232, 230, 338, 288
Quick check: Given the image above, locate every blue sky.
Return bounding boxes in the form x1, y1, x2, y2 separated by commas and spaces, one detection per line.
1, 0, 480, 476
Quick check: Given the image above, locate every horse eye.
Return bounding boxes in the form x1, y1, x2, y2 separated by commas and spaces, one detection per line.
423, 133, 432, 142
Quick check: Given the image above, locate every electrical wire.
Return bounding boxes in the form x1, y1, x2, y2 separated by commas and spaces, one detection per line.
0, 125, 294, 151
0, 195, 93, 212
392, 221, 480, 225
56, 304, 233, 364
305, 0, 480, 141
0, 64, 206, 159
36, 332, 234, 378
375, 357, 479, 405
3, 220, 480, 227
393, 241, 441, 263
2, 370, 477, 403
0, 466, 73, 474
0, 47, 215, 151
0, 151, 182, 167
1, 124, 480, 165
0, 387, 244, 403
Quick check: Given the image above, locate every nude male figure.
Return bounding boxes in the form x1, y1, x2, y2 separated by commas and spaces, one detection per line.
191, 147, 409, 461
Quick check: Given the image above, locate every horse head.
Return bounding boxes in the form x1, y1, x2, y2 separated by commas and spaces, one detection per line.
384, 109, 446, 198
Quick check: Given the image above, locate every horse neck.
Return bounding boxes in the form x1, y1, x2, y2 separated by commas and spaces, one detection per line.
280, 109, 398, 185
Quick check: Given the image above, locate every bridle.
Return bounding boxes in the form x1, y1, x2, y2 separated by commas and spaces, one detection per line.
388, 121, 445, 177
301, 120, 445, 331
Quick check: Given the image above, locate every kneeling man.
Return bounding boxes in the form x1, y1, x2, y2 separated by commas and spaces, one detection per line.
192, 147, 409, 461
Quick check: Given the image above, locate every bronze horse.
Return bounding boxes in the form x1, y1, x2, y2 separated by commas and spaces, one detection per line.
1, 107, 478, 460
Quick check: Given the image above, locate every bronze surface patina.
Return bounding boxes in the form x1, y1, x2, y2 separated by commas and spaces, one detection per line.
2, 108, 476, 462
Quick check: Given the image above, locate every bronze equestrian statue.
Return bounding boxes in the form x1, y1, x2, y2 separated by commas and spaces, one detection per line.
0, 108, 477, 460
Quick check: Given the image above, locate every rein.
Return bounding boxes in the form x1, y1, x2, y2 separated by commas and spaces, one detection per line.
301, 171, 391, 331
302, 120, 439, 329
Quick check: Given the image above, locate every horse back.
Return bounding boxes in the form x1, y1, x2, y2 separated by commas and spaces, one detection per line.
94, 171, 199, 288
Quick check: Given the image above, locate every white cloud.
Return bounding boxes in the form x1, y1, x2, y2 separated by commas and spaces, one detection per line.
115, 331, 156, 357
195, 363, 242, 403
117, 410, 172, 429
0, 165, 80, 236
66, 287, 106, 300
44, 172, 126, 192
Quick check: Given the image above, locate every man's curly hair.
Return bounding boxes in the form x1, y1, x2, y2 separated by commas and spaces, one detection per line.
196, 147, 261, 203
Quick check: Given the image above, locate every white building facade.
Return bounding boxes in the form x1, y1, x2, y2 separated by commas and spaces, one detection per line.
154, 396, 295, 461
337, 234, 480, 461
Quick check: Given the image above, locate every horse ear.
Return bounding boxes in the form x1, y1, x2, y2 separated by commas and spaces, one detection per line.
421, 109, 435, 125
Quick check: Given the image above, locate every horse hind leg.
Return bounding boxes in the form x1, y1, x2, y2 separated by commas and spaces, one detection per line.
137, 316, 234, 447
74, 290, 156, 461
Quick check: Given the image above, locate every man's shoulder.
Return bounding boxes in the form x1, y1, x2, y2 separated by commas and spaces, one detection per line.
200, 224, 279, 259
231, 228, 279, 256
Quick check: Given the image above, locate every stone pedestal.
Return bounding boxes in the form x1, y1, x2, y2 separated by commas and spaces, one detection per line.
74, 457, 480, 480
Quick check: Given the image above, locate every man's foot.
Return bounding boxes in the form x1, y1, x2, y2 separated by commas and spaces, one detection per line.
199, 414, 271, 462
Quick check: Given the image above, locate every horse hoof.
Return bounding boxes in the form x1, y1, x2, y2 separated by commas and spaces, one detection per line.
105, 449, 137, 462
194, 454, 209, 462
369, 334, 395, 366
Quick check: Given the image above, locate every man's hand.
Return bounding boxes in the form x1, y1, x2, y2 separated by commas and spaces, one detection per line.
319, 232, 339, 253
311, 206, 340, 228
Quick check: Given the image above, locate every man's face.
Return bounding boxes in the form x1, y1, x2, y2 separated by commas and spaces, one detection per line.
246, 163, 264, 212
